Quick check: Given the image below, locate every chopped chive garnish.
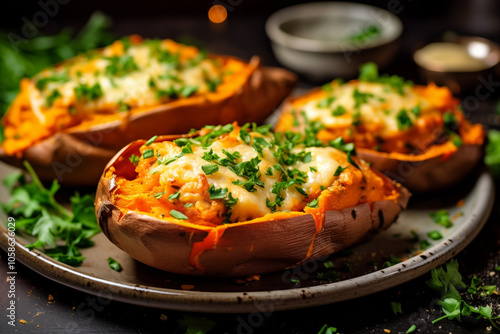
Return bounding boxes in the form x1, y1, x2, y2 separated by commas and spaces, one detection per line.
334, 166, 348, 176
307, 198, 319, 208
168, 191, 181, 202
145, 135, 158, 146
153, 191, 165, 199
427, 230, 443, 240
142, 149, 154, 159
129, 154, 140, 165
169, 209, 188, 220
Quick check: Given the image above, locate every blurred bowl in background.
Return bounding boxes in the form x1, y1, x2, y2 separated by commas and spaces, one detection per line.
265, 1, 403, 81
413, 36, 500, 95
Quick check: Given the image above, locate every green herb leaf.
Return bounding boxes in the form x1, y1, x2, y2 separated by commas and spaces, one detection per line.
420, 239, 431, 250
307, 198, 319, 208
45, 89, 61, 107
485, 130, 500, 179
208, 186, 228, 200
317, 324, 338, 334
406, 325, 417, 334
169, 209, 188, 220
396, 109, 413, 130
142, 149, 154, 159
74, 82, 103, 101
430, 210, 453, 228
107, 257, 122, 271
202, 164, 219, 175
177, 314, 216, 334
332, 105, 347, 116
317, 96, 335, 108
168, 191, 181, 202
426, 259, 466, 301
358, 62, 413, 95
391, 301, 403, 314
353, 88, 374, 109
334, 166, 348, 176
105, 55, 139, 77
180, 85, 198, 97
427, 230, 443, 240
295, 187, 308, 197
2, 161, 99, 266
410, 105, 421, 117
36, 72, 70, 90
145, 135, 158, 146
154, 191, 165, 200
239, 123, 251, 144
349, 24, 381, 44
443, 112, 458, 131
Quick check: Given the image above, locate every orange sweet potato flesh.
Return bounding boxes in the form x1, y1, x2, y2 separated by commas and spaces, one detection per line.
275, 82, 485, 192
95, 132, 410, 277
0, 47, 296, 186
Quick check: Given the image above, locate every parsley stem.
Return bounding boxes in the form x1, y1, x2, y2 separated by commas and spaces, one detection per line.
23, 160, 73, 219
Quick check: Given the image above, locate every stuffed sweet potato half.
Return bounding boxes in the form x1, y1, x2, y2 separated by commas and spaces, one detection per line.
95, 123, 410, 277
275, 63, 484, 192
0, 35, 296, 186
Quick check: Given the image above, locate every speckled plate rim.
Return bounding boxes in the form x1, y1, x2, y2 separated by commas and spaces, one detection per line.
0, 171, 494, 313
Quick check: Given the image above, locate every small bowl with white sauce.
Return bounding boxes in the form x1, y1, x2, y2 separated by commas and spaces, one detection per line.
413, 36, 500, 94
265, 2, 403, 81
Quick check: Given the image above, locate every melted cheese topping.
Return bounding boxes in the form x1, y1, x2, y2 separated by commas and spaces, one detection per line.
280, 79, 462, 154
302, 81, 435, 135
2, 36, 242, 155
111, 125, 380, 226
154, 139, 344, 221
33, 38, 221, 114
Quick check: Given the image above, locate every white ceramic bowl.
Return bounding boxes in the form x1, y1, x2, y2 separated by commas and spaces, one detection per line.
265, 2, 403, 80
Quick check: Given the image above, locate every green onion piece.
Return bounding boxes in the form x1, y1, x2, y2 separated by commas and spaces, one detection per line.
129, 154, 140, 165
307, 198, 319, 208
334, 166, 348, 176
153, 191, 164, 199
107, 257, 122, 271
142, 149, 154, 159
427, 230, 443, 240
168, 191, 181, 202
169, 209, 188, 220
145, 135, 158, 146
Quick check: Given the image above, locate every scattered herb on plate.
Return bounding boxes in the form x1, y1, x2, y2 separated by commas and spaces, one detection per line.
107, 257, 122, 272
1, 161, 100, 266
177, 314, 216, 334
426, 259, 500, 329
485, 129, 500, 178
317, 324, 340, 334
391, 301, 403, 314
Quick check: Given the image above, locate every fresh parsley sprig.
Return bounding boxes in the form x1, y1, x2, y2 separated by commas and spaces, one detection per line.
2, 161, 100, 266
426, 259, 500, 329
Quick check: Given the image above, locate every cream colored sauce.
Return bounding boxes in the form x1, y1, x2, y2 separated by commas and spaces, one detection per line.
414, 42, 490, 72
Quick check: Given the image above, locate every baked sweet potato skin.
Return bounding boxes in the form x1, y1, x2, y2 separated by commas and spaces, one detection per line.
0, 57, 296, 186
357, 144, 483, 193
95, 133, 410, 277
275, 82, 485, 193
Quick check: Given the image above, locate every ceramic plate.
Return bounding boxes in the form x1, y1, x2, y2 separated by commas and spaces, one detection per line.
0, 162, 494, 313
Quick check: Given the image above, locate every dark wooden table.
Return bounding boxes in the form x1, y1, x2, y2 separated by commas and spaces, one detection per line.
2, 4, 500, 333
